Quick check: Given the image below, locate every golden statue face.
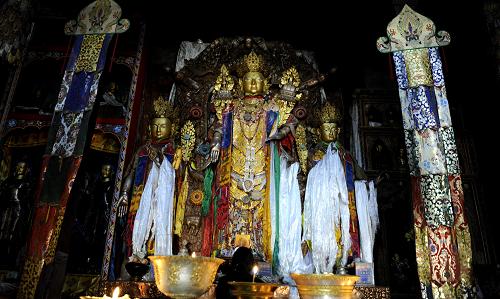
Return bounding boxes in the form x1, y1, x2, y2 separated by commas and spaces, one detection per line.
242, 71, 265, 95
14, 162, 27, 177
320, 122, 341, 143
151, 117, 172, 142
101, 164, 113, 179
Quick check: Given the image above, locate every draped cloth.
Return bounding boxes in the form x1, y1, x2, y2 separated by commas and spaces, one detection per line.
269, 143, 277, 261
303, 144, 350, 273
354, 180, 379, 263
277, 158, 310, 277
132, 158, 175, 258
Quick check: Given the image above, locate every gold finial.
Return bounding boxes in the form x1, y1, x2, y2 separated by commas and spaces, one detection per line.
280, 67, 301, 88
320, 102, 342, 124
214, 64, 234, 92
279, 66, 302, 101
180, 121, 196, 162
153, 96, 175, 118
244, 51, 263, 72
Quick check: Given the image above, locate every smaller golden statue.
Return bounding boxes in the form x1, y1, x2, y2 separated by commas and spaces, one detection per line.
116, 96, 179, 273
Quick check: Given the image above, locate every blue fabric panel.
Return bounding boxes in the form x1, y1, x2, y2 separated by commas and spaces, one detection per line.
266, 110, 278, 135
221, 111, 233, 149
345, 159, 355, 192
66, 35, 83, 71
428, 48, 445, 87
96, 34, 113, 71
392, 51, 409, 89
134, 155, 148, 186
64, 71, 95, 112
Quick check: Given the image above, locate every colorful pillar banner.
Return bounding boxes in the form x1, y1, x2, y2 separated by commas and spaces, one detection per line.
377, 5, 475, 298
17, 1, 128, 298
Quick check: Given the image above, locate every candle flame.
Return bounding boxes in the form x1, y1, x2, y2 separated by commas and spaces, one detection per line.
252, 265, 258, 275
112, 287, 120, 299
191, 252, 196, 258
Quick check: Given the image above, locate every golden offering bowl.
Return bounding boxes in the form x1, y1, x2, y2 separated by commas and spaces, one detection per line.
228, 281, 282, 299
291, 273, 360, 299
149, 255, 224, 299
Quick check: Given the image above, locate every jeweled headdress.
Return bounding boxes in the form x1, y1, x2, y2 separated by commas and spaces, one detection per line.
236, 50, 267, 77
153, 96, 175, 119
245, 51, 262, 72
319, 102, 342, 124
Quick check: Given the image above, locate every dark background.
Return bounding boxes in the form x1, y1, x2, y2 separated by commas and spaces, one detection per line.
6, 0, 499, 295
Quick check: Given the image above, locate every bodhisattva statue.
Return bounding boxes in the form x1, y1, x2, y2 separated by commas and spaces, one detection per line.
209, 51, 300, 260
0, 161, 33, 267
118, 97, 178, 267
300, 102, 378, 274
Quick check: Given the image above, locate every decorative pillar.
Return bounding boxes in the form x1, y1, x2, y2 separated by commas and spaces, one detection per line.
16, 1, 128, 298
377, 5, 475, 298
101, 23, 146, 280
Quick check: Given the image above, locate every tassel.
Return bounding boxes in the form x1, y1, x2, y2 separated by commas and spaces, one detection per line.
216, 186, 229, 230
201, 168, 213, 216
174, 171, 189, 235
263, 148, 272, 262
272, 144, 281, 273
201, 200, 213, 256
212, 193, 219, 253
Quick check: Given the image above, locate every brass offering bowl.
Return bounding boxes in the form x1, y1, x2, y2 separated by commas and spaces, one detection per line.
149, 255, 224, 299
228, 281, 282, 299
291, 273, 360, 299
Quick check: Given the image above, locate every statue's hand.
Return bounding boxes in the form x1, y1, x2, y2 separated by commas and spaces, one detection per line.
210, 143, 220, 163
267, 131, 284, 142
118, 193, 129, 218
267, 125, 292, 142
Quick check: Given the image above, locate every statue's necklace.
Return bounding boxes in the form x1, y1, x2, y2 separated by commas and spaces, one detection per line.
242, 116, 261, 142
238, 109, 262, 142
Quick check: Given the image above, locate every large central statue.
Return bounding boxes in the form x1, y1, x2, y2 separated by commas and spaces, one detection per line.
157, 38, 369, 275
209, 51, 292, 259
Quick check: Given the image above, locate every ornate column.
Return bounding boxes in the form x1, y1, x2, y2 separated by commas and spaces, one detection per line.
16, 1, 128, 298
101, 23, 146, 280
377, 5, 475, 298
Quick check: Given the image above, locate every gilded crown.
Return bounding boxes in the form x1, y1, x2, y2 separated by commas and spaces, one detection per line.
244, 51, 263, 72
320, 102, 342, 124
153, 96, 175, 118
236, 51, 267, 77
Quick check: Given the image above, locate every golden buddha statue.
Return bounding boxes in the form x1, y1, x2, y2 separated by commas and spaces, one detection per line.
209, 51, 300, 260
310, 102, 343, 164
116, 96, 178, 273
301, 101, 370, 273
